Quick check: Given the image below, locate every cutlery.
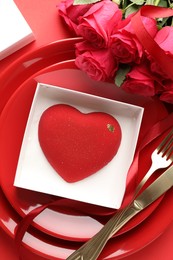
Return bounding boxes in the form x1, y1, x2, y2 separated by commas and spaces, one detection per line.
67, 128, 173, 260
135, 127, 173, 195
67, 164, 173, 260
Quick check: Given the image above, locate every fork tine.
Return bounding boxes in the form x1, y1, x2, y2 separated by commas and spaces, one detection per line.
157, 128, 173, 155
165, 145, 173, 160
134, 128, 173, 195
161, 133, 173, 152
163, 134, 173, 158
170, 153, 173, 161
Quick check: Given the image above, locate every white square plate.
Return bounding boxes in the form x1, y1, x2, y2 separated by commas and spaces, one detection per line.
14, 83, 143, 209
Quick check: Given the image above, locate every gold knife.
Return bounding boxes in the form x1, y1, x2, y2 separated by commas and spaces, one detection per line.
67, 164, 173, 260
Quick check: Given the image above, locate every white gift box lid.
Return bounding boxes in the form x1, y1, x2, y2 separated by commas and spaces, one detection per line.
0, 0, 35, 60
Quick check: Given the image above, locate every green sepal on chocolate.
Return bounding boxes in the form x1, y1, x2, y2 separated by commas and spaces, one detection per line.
38, 104, 122, 183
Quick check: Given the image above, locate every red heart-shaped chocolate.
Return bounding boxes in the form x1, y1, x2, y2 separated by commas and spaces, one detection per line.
38, 104, 122, 183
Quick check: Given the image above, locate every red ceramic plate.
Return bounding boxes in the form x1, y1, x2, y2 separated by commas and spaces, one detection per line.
0, 39, 169, 242
1, 186, 173, 260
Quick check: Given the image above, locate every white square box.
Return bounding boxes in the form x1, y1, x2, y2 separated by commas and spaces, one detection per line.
0, 0, 35, 60
14, 83, 144, 209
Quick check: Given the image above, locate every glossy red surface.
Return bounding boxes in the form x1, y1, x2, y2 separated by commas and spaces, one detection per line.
1, 185, 173, 260
1, 0, 173, 259
0, 52, 167, 241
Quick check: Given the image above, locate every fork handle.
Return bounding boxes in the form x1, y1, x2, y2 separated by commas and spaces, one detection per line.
67, 162, 160, 260
135, 161, 159, 195
66, 202, 141, 260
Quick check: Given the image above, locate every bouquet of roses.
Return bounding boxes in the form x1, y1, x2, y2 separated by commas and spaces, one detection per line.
58, 0, 173, 103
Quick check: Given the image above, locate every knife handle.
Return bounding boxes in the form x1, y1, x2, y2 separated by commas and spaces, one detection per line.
66, 201, 141, 260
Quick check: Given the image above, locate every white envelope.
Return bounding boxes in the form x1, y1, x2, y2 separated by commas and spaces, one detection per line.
0, 0, 35, 60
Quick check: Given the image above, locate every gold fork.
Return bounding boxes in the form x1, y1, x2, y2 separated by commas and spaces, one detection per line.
67, 127, 173, 260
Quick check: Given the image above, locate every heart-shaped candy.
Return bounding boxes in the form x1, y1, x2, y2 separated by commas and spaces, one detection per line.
38, 104, 122, 183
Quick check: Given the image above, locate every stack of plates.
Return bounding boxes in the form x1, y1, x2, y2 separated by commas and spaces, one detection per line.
1, 38, 173, 260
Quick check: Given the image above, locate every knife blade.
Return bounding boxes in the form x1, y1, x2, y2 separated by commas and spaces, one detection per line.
67, 164, 173, 260
108, 163, 173, 235
134, 164, 173, 209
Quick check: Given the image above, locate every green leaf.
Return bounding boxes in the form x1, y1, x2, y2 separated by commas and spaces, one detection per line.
112, 0, 122, 5
130, 0, 145, 5
122, 0, 130, 9
158, 0, 168, 7
124, 4, 140, 18
115, 65, 131, 87
73, 0, 101, 5
145, 0, 155, 4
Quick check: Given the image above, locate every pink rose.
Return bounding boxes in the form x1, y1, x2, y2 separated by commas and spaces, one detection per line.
75, 40, 96, 56
58, 0, 92, 34
160, 80, 173, 103
111, 16, 157, 64
121, 62, 161, 96
155, 26, 173, 53
148, 26, 173, 78
77, 0, 122, 48
75, 41, 118, 81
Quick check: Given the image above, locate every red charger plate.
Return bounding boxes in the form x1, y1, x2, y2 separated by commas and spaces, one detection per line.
1, 185, 173, 259
0, 67, 167, 240
0, 38, 171, 244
